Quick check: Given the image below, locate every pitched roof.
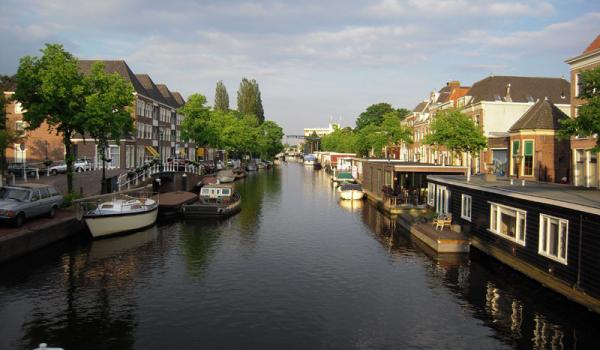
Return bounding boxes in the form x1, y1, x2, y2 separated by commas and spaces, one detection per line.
171, 92, 185, 107
135, 74, 168, 105
509, 99, 569, 132
583, 34, 600, 55
156, 84, 178, 108
413, 101, 429, 113
78, 60, 147, 96
467, 76, 570, 104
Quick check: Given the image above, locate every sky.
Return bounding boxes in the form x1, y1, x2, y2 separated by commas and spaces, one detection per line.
1, 0, 599, 136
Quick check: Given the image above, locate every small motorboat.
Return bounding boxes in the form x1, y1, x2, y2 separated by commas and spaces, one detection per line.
313, 161, 322, 170
217, 169, 235, 183
246, 162, 257, 171
337, 183, 365, 200
182, 183, 241, 218
303, 154, 316, 166
83, 195, 158, 239
332, 171, 355, 184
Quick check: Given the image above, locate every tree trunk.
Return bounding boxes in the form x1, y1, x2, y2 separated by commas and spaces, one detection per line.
64, 132, 74, 194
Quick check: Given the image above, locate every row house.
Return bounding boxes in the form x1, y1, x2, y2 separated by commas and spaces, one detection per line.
401, 81, 469, 164
457, 75, 571, 177
73, 60, 195, 170
565, 34, 600, 188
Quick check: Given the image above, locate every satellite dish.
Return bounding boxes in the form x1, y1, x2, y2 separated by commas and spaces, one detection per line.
19, 143, 25, 151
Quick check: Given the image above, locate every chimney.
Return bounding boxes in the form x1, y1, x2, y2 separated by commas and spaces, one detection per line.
505, 83, 512, 102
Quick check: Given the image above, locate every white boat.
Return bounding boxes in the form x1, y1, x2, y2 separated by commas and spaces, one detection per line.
83, 196, 158, 239
337, 183, 365, 200
304, 154, 316, 166
217, 169, 235, 183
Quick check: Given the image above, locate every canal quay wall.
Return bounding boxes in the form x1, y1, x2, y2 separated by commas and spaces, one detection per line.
0, 210, 84, 263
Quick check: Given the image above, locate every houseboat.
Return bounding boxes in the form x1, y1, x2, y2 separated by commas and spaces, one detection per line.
427, 174, 600, 314
181, 183, 241, 218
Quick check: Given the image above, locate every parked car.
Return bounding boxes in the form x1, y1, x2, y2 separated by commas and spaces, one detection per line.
0, 184, 64, 227
48, 160, 91, 175
7, 163, 40, 177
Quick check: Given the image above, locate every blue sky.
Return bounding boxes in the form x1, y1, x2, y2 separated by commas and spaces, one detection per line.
1, 0, 599, 135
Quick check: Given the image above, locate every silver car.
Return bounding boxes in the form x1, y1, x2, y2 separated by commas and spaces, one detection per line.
0, 184, 64, 227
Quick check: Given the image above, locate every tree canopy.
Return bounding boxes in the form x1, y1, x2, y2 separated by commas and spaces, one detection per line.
14, 43, 88, 193
424, 109, 487, 156
236, 78, 264, 123
214, 80, 229, 112
355, 103, 409, 130
560, 66, 600, 151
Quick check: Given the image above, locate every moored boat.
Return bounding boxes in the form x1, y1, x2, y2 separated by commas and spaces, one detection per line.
217, 169, 235, 183
83, 195, 158, 239
313, 161, 322, 170
182, 183, 241, 218
332, 171, 355, 184
246, 162, 257, 171
303, 154, 316, 166
337, 183, 365, 200
233, 167, 247, 179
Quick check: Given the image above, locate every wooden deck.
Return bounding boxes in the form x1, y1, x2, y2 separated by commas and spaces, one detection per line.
397, 215, 470, 253
153, 191, 198, 216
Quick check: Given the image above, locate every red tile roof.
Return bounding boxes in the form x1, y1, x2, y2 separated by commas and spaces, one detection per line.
583, 34, 600, 54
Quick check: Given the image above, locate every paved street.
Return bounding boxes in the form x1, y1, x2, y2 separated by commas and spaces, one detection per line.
7, 169, 124, 196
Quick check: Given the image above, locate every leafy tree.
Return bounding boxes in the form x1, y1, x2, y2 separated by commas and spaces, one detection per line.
14, 43, 87, 194
257, 120, 284, 158
236, 78, 264, 123
81, 62, 135, 193
180, 94, 221, 148
355, 103, 396, 130
560, 66, 600, 151
221, 114, 260, 157
424, 109, 487, 180
214, 80, 229, 112
381, 112, 412, 145
321, 126, 357, 153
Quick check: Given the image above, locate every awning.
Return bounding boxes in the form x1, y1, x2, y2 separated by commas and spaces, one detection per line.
145, 146, 159, 157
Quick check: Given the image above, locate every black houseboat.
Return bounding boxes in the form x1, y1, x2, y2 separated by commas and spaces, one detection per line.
427, 174, 600, 313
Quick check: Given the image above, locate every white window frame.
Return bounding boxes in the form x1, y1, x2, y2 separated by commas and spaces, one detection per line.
538, 214, 568, 265
427, 183, 435, 206
488, 202, 527, 246
461, 194, 472, 221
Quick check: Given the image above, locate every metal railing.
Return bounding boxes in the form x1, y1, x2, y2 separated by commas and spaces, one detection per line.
116, 163, 203, 192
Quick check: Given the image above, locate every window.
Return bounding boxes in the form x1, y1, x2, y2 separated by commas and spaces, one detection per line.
435, 185, 449, 214
137, 99, 145, 116
523, 140, 534, 176
15, 121, 27, 136
511, 140, 520, 176
384, 171, 391, 186
48, 187, 59, 196
489, 203, 526, 245
427, 183, 436, 206
461, 194, 472, 221
576, 73, 583, 98
39, 187, 50, 199
539, 214, 568, 264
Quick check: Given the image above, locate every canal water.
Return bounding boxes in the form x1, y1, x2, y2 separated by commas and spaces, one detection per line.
1, 163, 598, 349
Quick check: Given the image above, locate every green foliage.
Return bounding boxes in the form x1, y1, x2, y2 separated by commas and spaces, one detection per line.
321, 126, 357, 153
14, 43, 87, 194
236, 78, 264, 123
355, 103, 409, 130
560, 66, 600, 151
181, 91, 283, 159
214, 80, 229, 112
424, 109, 487, 155
381, 112, 412, 145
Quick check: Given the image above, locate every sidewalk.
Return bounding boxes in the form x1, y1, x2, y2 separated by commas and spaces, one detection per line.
7, 169, 123, 196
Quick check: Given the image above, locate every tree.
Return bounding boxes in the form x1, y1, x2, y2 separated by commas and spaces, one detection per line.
81, 62, 135, 193
14, 44, 87, 194
214, 80, 229, 112
381, 112, 412, 148
180, 94, 221, 148
355, 103, 396, 130
424, 109, 487, 181
560, 66, 600, 151
321, 126, 357, 153
237, 78, 264, 123
257, 120, 284, 158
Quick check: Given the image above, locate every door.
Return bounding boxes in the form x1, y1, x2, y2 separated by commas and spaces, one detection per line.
435, 185, 449, 215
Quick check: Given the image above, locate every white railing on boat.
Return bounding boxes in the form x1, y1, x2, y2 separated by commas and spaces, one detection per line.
73, 187, 157, 220
116, 163, 203, 192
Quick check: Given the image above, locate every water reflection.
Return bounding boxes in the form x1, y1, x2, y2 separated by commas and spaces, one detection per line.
362, 205, 600, 350
179, 221, 222, 278
337, 198, 364, 212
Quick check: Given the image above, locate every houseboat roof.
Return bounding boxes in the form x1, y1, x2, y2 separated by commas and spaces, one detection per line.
203, 183, 234, 189
428, 174, 600, 215
354, 159, 467, 174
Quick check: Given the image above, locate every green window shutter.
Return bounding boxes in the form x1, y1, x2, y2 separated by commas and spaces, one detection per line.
524, 141, 534, 156
512, 140, 520, 155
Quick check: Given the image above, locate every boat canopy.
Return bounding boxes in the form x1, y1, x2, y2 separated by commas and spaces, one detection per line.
336, 172, 353, 180
304, 154, 316, 161
340, 183, 362, 191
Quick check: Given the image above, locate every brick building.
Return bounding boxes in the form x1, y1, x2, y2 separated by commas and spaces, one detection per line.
565, 34, 600, 188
